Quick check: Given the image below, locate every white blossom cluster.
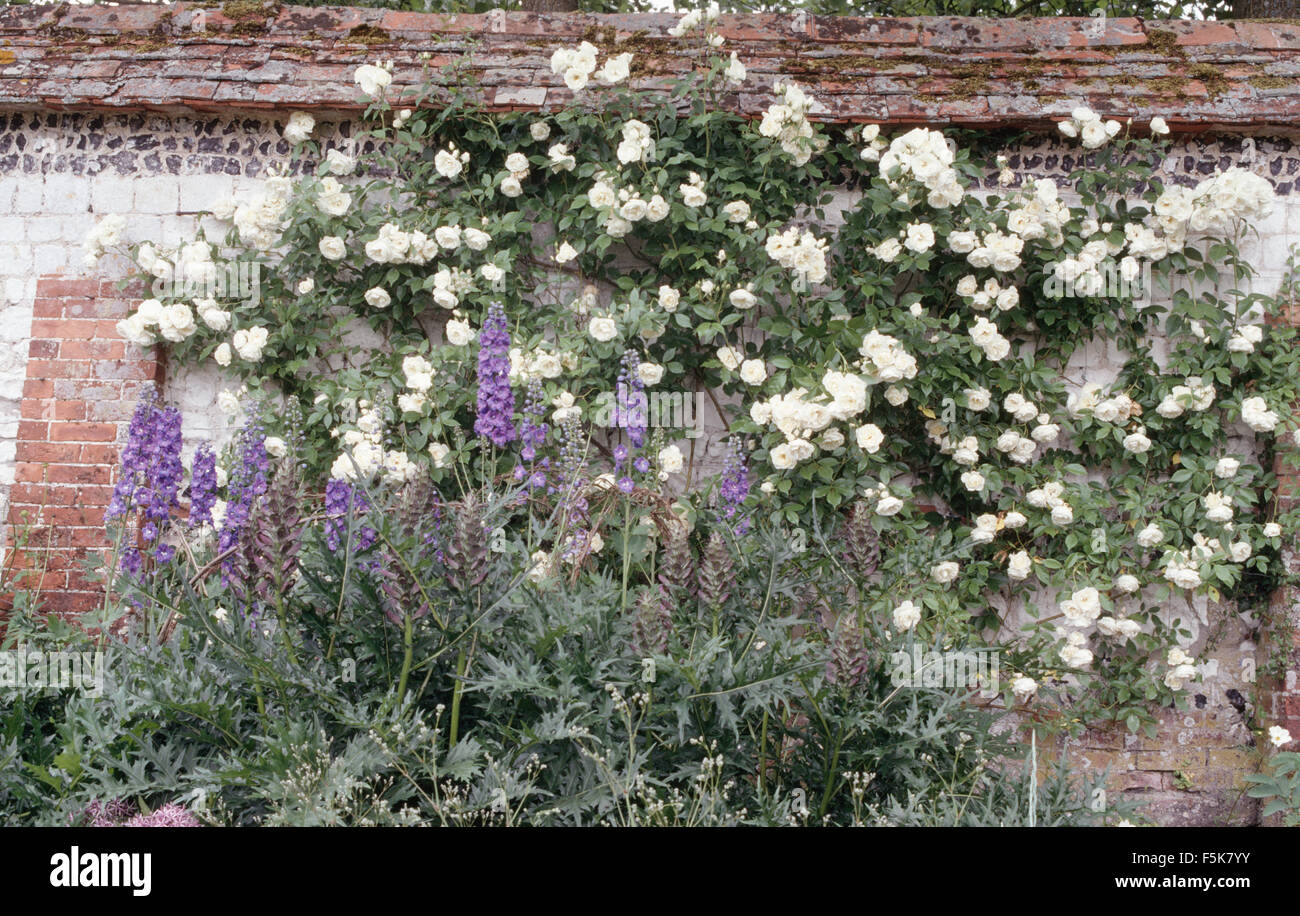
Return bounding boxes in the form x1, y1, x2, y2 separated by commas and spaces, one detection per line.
765, 226, 829, 286
875, 127, 963, 208
550, 42, 633, 92
83, 214, 125, 268
397, 354, 436, 415
668, 2, 723, 44
857, 330, 918, 383
509, 345, 576, 384
1056, 107, 1123, 150
330, 401, 420, 484
588, 164, 671, 237
758, 81, 826, 166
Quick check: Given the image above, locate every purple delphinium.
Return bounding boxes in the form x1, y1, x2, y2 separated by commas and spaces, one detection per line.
515, 378, 549, 490
555, 414, 588, 509
474, 302, 517, 447
615, 349, 647, 449
324, 477, 377, 553
107, 391, 185, 566
718, 436, 752, 536
218, 417, 271, 578
555, 414, 595, 562
188, 442, 218, 529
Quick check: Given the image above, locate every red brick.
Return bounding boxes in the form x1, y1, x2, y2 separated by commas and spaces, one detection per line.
22, 379, 53, 399
91, 360, 158, 381
53, 401, 87, 421
25, 359, 92, 380
49, 422, 118, 443
31, 318, 99, 341
79, 444, 120, 465
20, 399, 53, 421
39, 591, 101, 616
32, 298, 64, 319
34, 277, 100, 298
12, 464, 48, 484
17, 420, 49, 441
61, 340, 125, 360
69, 528, 110, 549
14, 441, 81, 463
46, 465, 112, 485
46, 507, 105, 527
61, 381, 123, 402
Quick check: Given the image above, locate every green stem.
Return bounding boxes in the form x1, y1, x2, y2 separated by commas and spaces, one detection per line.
449, 647, 468, 746
395, 610, 414, 702
620, 499, 632, 615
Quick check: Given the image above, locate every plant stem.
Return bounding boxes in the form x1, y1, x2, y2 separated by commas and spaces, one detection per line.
449, 646, 468, 746
396, 610, 414, 702
620, 498, 632, 615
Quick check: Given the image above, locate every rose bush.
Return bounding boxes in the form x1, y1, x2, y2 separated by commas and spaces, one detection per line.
75, 7, 1300, 801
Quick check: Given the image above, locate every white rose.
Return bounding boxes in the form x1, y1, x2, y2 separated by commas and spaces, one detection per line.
264, 436, 287, 458
1012, 675, 1037, 700
637, 362, 665, 386
217, 389, 241, 415
876, 495, 904, 516
717, 346, 743, 371
893, 600, 921, 632
739, 359, 767, 386
324, 148, 356, 176
658, 444, 684, 474
319, 236, 346, 260
1137, 523, 1164, 548
365, 287, 391, 309
931, 561, 959, 584
1215, 457, 1240, 478
426, 442, 451, 468
588, 316, 617, 342
213, 342, 232, 366
232, 326, 269, 362
353, 63, 392, 98
729, 288, 758, 310
1007, 550, 1032, 580
770, 443, 796, 470
284, 111, 315, 144
723, 200, 751, 223
855, 424, 883, 454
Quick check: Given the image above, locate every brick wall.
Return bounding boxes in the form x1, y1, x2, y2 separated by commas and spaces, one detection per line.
0, 4, 1299, 824
5, 276, 160, 617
